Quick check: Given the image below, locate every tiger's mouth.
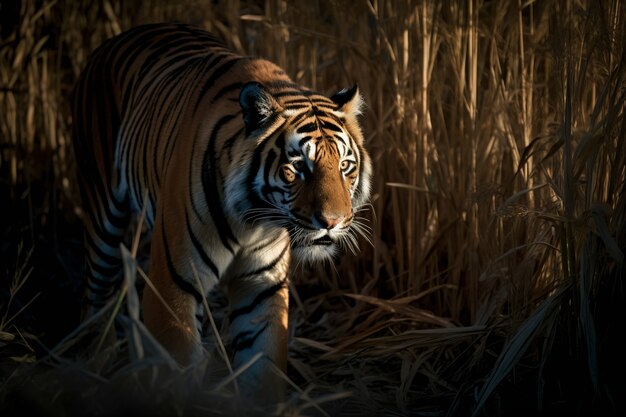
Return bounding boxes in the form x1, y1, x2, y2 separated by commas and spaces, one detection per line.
311, 235, 334, 246
285, 219, 347, 262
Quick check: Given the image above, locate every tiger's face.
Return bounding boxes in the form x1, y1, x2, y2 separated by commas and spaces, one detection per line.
235, 82, 372, 263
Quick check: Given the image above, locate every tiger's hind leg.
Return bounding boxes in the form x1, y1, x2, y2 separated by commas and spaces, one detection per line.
73, 169, 131, 356
72, 46, 131, 320
78, 183, 131, 318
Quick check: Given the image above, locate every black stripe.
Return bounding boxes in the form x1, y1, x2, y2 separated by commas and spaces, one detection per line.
298, 136, 312, 147
284, 104, 309, 111
84, 230, 121, 265
278, 142, 290, 165
263, 80, 300, 90
289, 112, 308, 126
185, 209, 220, 277
333, 133, 348, 148
232, 322, 269, 353
274, 131, 285, 148
282, 194, 296, 204
235, 244, 289, 281
116, 27, 170, 87
248, 112, 282, 137
152, 92, 176, 187
245, 133, 280, 211
162, 64, 200, 174
193, 56, 241, 112
322, 121, 343, 132
87, 272, 121, 287
162, 216, 203, 303
103, 66, 122, 200
86, 281, 116, 296
138, 43, 209, 81
296, 122, 318, 134
344, 166, 357, 176
283, 98, 311, 106
89, 70, 126, 218
88, 273, 118, 287
291, 211, 316, 229
118, 30, 193, 110
273, 90, 314, 98
86, 257, 121, 278
223, 127, 245, 162
318, 110, 343, 123
188, 132, 203, 221
311, 98, 336, 106
356, 141, 365, 191
262, 184, 287, 197
211, 82, 243, 104
135, 35, 200, 81
153, 58, 201, 182
123, 103, 150, 209
202, 114, 239, 253
262, 149, 277, 188
229, 280, 287, 322
140, 86, 161, 215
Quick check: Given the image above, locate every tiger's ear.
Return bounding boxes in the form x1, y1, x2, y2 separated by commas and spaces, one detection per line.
239, 82, 282, 135
330, 84, 363, 117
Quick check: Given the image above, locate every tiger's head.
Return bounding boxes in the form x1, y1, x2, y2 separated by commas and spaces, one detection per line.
231, 81, 372, 263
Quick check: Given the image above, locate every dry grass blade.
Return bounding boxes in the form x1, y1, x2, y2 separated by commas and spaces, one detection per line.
136, 267, 184, 327
271, 362, 351, 417
590, 206, 624, 264
345, 293, 453, 327
121, 244, 143, 360
94, 265, 128, 355
0, 293, 40, 332
472, 285, 569, 416
292, 336, 333, 353
337, 326, 486, 357
211, 352, 263, 394
115, 314, 177, 368
578, 242, 598, 391
0, 245, 35, 331
43, 297, 117, 358
190, 261, 238, 396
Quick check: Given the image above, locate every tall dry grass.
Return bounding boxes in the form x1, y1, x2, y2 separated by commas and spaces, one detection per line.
1, 0, 625, 415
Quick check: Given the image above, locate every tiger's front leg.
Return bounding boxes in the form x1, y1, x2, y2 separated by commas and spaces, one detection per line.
225, 239, 290, 402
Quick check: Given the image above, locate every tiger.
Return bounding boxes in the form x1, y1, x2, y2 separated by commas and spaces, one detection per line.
72, 22, 372, 400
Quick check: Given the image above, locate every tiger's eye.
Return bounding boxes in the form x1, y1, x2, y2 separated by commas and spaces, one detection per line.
340, 160, 353, 171
281, 164, 296, 183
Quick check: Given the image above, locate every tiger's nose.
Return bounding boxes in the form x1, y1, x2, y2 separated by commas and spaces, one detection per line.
314, 212, 346, 229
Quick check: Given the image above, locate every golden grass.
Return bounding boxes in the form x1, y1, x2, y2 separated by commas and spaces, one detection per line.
1, 0, 625, 415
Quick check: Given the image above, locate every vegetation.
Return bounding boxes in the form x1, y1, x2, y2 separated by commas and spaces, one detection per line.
1, 0, 624, 415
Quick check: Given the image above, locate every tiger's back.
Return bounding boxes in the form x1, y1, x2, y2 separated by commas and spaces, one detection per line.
75, 24, 251, 228
73, 23, 371, 401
